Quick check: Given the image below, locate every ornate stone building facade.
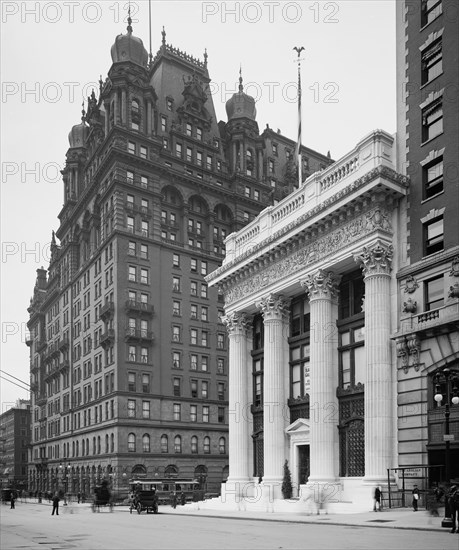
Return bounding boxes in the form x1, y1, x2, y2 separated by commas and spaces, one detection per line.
395, 0, 459, 489
26, 21, 331, 498
207, 130, 412, 511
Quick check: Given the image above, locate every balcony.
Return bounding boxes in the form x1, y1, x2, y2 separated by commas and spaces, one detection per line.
100, 301, 115, 321
37, 340, 47, 352
36, 393, 47, 406
59, 359, 70, 372
58, 337, 70, 351
100, 329, 115, 348
125, 300, 154, 315
125, 327, 154, 342
397, 301, 459, 338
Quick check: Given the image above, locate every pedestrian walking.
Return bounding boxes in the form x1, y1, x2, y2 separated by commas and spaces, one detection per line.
180, 491, 186, 506
412, 484, 419, 511
51, 493, 60, 516
10, 492, 16, 509
77, 492, 81, 504
373, 486, 382, 511
448, 485, 459, 534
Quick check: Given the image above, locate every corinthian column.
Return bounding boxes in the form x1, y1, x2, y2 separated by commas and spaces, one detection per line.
354, 241, 393, 483
222, 312, 253, 493
256, 294, 290, 493
301, 270, 340, 484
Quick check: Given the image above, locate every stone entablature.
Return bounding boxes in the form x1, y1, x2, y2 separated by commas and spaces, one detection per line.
219, 204, 395, 307
212, 130, 405, 271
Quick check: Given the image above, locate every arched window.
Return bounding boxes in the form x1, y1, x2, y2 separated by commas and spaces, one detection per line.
203, 436, 210, 454
219, 437, 226, 454
82, 439, 85, 456
174, 435, 182, 453
110, 434, 114, 453
105, 434, 109, 453
76, 440, 79, 457
97, 436, 101, 454
128, 433, 136, 452
165, 464, 178, 478
161, 434, 168, 453
191, 436, 198, 454
131, 99, 140, 131
93, 437, 96, 455
142, 434, 150, 453
86, 438, 89, 456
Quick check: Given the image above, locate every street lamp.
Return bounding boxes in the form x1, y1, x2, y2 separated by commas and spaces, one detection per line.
434, 367, 459, 528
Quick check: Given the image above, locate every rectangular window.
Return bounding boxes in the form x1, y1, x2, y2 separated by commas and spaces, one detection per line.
218, 407, 225, 423
190, 354, 198, 371
196, 127, 202, 140
128, 141, 136, 154
217, 358, 225, 374
425, 275, 444, 311
202, 380, 208, 399
176, 142, 182, 158
173, 300, 181, 316
201, 331, 208, 347
422, 101, 443, 142
173, 277, 180, 292
422, 40, 442, 85
424, 217, 444, 255
140, 268, 149, 284
140, 146, 147, 159
142, 374, 150, 393
142, 401, 150, 419
201, 356, 209, 372
173, 352, 181, 369
173, 377, 181, 396
126, 170, 134, 184
190, 281, 198, 296
173, 403, 181, 421
190, 329, 198, 345
202, 405, 209, 423
128, 372, 136, 392
172, 325, 181, 342
161, 116, 167, 132
173, 253, 180, 267
423, 157, 443, 199
191, 379, 198, 398
186, 123, 192, 136
128, 399, 136, 418
190, 404, 197, 422
201, 284, 208, 299
422, 0, 442, 26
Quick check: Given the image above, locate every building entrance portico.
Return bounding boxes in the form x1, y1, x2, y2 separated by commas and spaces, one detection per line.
208, 130, 409, 512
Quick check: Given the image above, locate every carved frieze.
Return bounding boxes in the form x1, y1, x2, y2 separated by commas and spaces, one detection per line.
396, 336, 409, 373
223, 207, 393, 305
222, 312, 253, 336
406, 334, 420, 371
354, 241, 393, 277
300, 270, 340, 301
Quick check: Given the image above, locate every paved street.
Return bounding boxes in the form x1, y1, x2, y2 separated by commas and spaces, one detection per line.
2, 501, 458, 550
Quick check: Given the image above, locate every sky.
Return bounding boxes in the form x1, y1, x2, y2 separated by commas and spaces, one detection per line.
0, 0, 396, 410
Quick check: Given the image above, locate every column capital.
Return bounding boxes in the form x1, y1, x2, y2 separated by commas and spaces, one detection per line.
256, 294, 290, 320
222, 311, 253, 336
354, 241, 393, 277
300, 269, 340, 302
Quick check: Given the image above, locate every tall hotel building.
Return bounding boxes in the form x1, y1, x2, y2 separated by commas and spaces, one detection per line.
26, 21, 331, 496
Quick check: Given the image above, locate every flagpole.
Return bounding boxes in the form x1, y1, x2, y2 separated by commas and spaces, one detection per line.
293, 46, 305, 188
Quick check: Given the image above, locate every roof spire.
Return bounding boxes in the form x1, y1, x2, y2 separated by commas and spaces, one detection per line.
81, 101, 86, 122
238, 65, 243, 93
204, 48, 208, 68
162, 26, 166, 46
127, 1, 133, 34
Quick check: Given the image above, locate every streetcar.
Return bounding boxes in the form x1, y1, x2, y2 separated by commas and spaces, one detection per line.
128, 478, 200, 507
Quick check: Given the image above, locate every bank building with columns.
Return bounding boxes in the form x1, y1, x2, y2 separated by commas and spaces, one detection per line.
207, 126, 459, 513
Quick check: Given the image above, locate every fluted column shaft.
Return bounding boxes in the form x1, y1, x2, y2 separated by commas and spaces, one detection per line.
257, 295, 290, 483
355, 241, 393, 482
223, 312, 253, 483
302, 271, 340, 483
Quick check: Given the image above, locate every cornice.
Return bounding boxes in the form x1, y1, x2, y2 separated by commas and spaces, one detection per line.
221, 204, 394, 306
396, 246, 459, 280
208, 165, 408, 286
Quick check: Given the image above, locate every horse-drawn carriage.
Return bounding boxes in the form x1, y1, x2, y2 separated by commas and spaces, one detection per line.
92, 480, 113, 512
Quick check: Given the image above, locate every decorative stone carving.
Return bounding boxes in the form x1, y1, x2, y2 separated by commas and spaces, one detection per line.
402, 298, 417, 314
354, 241, 393, 277
256, 294, 289, 320
448, 283, 459, 299
222, 312, 253, 335
361, 296, 365, 312
406, 334, 420, 371
300, 269, 340, 301
404, 275, 419, 294
396, 337, 409, 373
450, 256, 459, 277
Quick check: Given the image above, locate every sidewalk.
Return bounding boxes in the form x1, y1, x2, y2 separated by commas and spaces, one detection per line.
165, 502, 457, 533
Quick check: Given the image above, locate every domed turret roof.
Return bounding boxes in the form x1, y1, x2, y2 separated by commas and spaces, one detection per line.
225, 72, 256, 121
110, 17, 148, 68
68, 107, 88, 148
